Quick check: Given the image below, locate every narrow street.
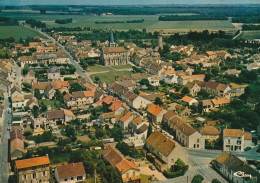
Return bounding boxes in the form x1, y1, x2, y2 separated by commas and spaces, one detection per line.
0, 92, 11, 183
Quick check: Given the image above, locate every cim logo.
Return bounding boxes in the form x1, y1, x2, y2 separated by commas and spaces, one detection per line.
233, 171, 251, 178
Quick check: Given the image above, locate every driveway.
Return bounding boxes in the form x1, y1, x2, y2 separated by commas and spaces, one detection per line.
139, 166, 166, 181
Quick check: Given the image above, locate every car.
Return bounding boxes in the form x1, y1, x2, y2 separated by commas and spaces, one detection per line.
149, 165, 155, 170
244, 147, 251, 151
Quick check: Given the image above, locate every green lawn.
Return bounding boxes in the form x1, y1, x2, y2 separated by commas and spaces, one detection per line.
238, 31, 260, 40
39, 99, 60, 108
111, 64, 132, 70
86, 65, 114, 72
50, 152, 70, 164
0, 26, 44, 41
90, 71, 133, 84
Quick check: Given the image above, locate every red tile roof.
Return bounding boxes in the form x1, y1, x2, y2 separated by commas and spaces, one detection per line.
116, 159, 139, 174
15, 156, 50, 169
147, 103, 162, 116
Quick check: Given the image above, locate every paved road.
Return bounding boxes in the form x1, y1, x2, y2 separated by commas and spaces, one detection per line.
14, 62, 21, 89
24, 25, 94, 84
0, 92, 12, 183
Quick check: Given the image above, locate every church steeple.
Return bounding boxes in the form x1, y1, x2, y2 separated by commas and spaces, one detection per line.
109, 28, 116, 47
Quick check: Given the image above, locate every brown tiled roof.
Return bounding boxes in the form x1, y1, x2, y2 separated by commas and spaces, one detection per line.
136, 124, 149, 134
63, 109, 75, 118
10, 129, 24, 141
129, 117, 144, 126
15, 156, 50, 169
103, 47, 127, 54
199, 126, 220, 135
120, 111, 132, 123
202, 99, 213, 106
164, 110, 176, 120
56, 162, 86, 179
244, 133, 252, 140
47, 110, 64, 119
102, 145, 124, 167
207, 120, 219, 126
115, 159, 139, 174
102, 112, 116, 119
211, 97, 230, 105
215, 151, 230, 164
10, 138, 24, 153
109, 100, 126, 111
64, 93, 72, 101
146, 130, 176, 157
223, 129, 244, 137
147, 103, 162, 117
181, 96, 195, 103
176, 122, 197, 136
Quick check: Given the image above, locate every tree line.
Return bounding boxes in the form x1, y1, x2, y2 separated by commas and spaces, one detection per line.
55, 18, 73, 24
242, 24, 260, 31
95, 19, 144, 24
25, 19, 46, 28
232, 15, 260, 23
0, 16, 19, 26
159, 15, 228, 21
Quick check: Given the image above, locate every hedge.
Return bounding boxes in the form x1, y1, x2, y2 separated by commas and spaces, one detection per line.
163, 165, 189, 178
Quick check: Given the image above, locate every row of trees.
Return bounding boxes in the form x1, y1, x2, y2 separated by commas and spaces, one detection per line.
242, 24, 260, 30
232, 15, 260, 23
55, 18, 73, 24
25, 19, 46, 28
159, 15, 228, 21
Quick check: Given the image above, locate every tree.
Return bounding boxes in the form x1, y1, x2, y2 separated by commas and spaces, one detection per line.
34, 89, 42, 100
211, 66, 220, 76
181, 86, 190, 96
155, 97, 163, 106
54, 89, 64, 105
192, 174, 204, 183
69, 82, 85, 93
212, 179, 221, 183
95, 76, 100, 82
147, 124, 152, 138
115, 142, 130, 156
95, 129, 105, 139
110, 126, 123, 142
140, 78, 150, 86
198, 102, 203, 114
134, 88, 140, 95
65, 125, 76, 139
32, 106, 39, 118
197, 89, 210, 99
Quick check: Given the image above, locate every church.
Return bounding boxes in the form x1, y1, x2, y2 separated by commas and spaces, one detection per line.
100, 29, 130, 66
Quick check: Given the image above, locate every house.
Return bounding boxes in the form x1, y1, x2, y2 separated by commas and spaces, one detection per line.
216, 51, 230, 60
36, 47, 56, 53
55, 162, 86, 183
23, 70, 37, 84
205, 51, 217, 59
10, 129, 25, 160
229, 83, 248, 97
185, 81, 201, 96
199, 125, 221, 143
142, 93, 163, 103
147, 103, 166, 124
98, 112, 121, 125
178, 74, 205, 85
202, 99, 214, 112
83, 82, 97, 91
145, 130, 187, 172
223, 129, 252, 152
15, 155, 50, 183
26, 97, 39, 109
175, 121, 205, 149
247, 62, 259, 71
102, 145, 141, 183
44, 85, 56, 99
167, 103, 191, 117
211, 97, 230, 108
71, 91, 95, 106
109, 100, 127, 115
147, 75, 160, 86
181, 96, 198, 106
213, 152, 259, 183
162, 110, 176, 125
224, 69, 241, 76
204, 81, 231, 99
160, 69, 178, 84
47, 66, 61, 81
46, 109, 76, 128
118, 111, 134, 129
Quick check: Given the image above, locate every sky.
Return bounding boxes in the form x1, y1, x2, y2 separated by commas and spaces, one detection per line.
1, 0, 260, 5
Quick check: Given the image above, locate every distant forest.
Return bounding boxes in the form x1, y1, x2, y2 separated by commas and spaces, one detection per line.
0, 17, 18, 26
232, 15, 260, 23
159, 15, 228, 21
242, 24, 260, 30
95, 19, 144, 24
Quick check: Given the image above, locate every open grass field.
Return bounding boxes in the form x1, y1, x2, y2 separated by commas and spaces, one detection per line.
238, 31, 260, 40
111, 64, 132, 69
90, 70, 133, 84
0, 26, 45, 41
86, 65, 114, 72
0, 10, 237, 32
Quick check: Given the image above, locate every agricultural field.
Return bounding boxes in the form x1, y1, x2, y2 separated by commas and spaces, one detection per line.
238, 31, 260, 40
0, 26, 44, 41
90, 70, 133, 84
0, 10, 237, 32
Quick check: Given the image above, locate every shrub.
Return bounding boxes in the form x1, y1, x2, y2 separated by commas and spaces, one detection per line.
212, 179, 221, 183
163, 165, 189, 178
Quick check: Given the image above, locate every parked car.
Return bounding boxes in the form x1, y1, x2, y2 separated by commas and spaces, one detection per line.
149, 165, 155, 170
244, 147, 251, 151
